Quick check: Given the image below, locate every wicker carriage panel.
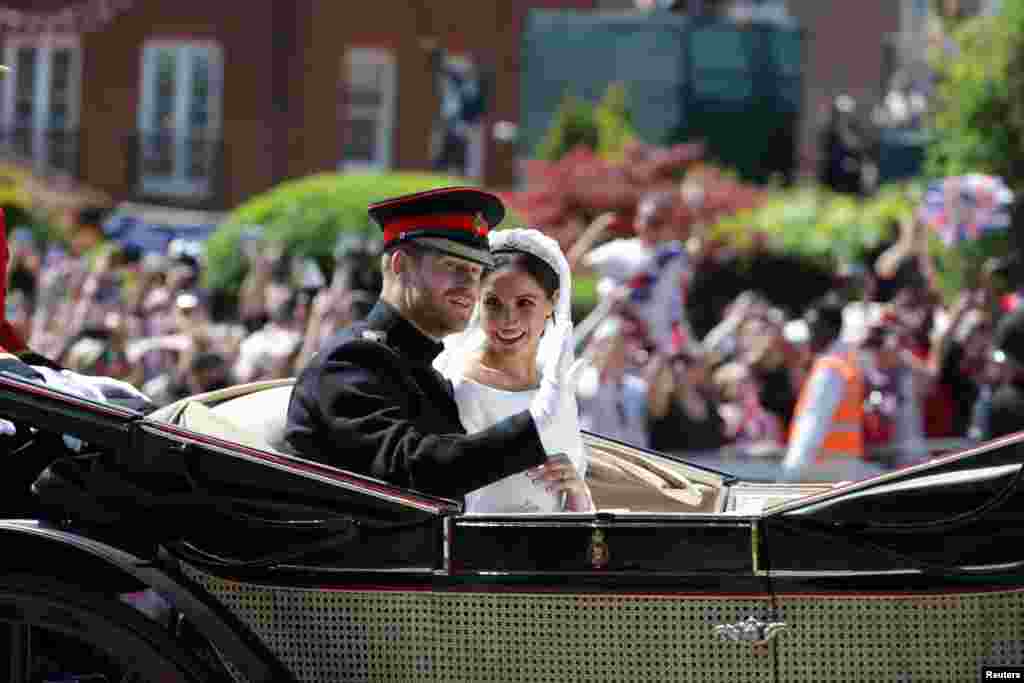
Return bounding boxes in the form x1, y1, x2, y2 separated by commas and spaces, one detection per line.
776, 589, 1024, 682
181, 563, 775, 683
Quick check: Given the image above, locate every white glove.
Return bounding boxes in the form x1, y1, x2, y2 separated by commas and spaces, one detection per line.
566, 357, 588, 394
32, 367, 154, 412
530, 323, 575, 432
73, 373, 151, 400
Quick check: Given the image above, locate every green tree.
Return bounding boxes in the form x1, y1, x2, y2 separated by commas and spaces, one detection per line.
594, 82, 639, 162
926, 2, 1024, 186
534, 94, 599, 161
710, 183, 912, 271
925, 1, 1024, 292
534, 84, 639, 162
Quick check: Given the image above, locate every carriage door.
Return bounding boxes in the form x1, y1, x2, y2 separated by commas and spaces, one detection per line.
446, 512, 777, 683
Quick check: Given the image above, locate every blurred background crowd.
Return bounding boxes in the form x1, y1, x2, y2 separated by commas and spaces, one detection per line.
6, 205, 383, 408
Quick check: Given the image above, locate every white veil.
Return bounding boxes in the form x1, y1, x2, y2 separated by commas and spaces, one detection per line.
435, 228, 574, 382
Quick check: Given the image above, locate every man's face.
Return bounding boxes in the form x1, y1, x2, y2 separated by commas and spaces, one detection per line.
401, 248, 483, 337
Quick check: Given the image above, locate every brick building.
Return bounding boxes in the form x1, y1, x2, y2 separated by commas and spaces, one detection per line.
0, 0, 595, 212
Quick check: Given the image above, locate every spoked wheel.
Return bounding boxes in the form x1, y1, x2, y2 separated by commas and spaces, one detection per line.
0, 575, 223, 682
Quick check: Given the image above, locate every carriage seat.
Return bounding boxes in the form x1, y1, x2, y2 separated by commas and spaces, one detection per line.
175, 383, 719, 514
179, 384, 294, 455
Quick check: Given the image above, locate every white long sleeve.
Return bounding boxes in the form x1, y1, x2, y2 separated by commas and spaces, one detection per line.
781, 366, 845, 480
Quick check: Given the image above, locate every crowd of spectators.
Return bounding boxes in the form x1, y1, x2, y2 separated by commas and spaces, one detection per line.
5, 196, 1024, 482
7, 207, 381, 410
570, 189, 1023, 480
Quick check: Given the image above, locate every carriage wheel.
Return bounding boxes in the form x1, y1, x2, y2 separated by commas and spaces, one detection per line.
0, 575, 224, 682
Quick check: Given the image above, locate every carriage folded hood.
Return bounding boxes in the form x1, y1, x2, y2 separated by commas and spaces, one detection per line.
761, 431, 1024, 578
0, 372, 456, 572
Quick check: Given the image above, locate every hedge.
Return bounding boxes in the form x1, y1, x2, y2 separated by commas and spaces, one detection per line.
205, 172, 477, 294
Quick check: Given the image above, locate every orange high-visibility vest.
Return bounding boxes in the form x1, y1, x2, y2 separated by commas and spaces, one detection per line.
790, 351, 866, 462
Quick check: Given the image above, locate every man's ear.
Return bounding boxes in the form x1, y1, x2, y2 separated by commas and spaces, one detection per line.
385, 249, 404, 277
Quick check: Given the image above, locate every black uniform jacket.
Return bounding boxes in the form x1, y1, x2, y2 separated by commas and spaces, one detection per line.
284, 301, 547, 499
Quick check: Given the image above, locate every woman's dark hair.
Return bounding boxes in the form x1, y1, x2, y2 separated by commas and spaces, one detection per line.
485, 249, 559, 300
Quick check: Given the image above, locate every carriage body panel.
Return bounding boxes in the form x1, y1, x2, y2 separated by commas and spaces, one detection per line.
1, 374, 1023, 681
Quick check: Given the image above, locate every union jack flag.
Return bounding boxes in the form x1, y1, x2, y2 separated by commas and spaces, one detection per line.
919, 174, 1013, 246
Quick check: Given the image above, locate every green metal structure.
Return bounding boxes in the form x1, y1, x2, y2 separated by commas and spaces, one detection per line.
521, 10, 804, 183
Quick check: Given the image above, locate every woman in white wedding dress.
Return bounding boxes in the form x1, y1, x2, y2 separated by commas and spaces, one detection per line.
436, 228, 593, 513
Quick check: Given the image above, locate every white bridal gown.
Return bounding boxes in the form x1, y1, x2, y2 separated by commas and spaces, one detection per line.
452, 376, 587, 513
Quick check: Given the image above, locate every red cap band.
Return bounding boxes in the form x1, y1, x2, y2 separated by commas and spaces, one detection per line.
382, 213, 487, 244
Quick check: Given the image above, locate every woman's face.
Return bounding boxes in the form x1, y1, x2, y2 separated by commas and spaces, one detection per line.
480, 267, 555, 357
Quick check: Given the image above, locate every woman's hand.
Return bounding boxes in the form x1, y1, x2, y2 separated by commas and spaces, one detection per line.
527, 453, 594, 512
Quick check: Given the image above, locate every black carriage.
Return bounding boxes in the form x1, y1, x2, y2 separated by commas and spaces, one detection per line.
0, 371, 1021, 681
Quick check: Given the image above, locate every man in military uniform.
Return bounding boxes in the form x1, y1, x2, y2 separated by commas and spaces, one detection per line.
285, 187, 575, 499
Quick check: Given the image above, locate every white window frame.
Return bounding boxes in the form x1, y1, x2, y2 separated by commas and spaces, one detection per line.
341, 48, 396, 171
137, 40, 223, 198
1, 35, 82, 175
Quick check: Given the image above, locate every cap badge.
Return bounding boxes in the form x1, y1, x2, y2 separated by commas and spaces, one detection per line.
361, 330, 388, 344
474, 212, 488, 237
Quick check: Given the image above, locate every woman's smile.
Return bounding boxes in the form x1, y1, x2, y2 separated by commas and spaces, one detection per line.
495, 329, 527, 344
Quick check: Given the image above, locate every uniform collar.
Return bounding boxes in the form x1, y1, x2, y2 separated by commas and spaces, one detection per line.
365, 301, 446, 366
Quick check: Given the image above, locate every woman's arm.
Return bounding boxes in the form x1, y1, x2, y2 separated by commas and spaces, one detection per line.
566, 212, 617, 274
781, 366, 845, 480
928, 291, 976, 377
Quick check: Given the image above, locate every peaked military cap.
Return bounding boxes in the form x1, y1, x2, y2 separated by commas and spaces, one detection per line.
368, 186, 504, 267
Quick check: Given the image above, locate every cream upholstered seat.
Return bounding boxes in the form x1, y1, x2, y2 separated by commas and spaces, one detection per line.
180, 400, 282, 453
206, 384, 294, 454
172, 384, 295, 455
